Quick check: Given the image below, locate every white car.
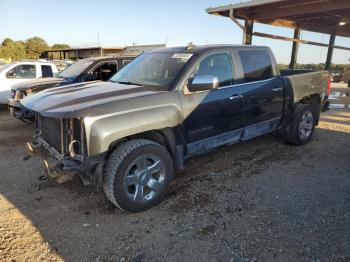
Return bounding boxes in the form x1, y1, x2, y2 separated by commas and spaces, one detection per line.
0, 61, 58, 104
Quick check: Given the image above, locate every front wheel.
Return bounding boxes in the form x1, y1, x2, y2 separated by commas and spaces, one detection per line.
284, 103, 316, 145
103, 139, 174, 212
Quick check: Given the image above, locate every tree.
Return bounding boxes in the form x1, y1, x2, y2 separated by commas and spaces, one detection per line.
25, 37, 49, 59
13, 41, 26, 60
51, 44, 70, 50
1, 38, 16, 59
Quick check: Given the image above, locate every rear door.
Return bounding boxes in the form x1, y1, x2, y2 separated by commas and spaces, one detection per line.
181, 50, 244, 153
237, 49, 284, 129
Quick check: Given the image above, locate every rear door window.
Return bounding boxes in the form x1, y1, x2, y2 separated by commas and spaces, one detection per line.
6, 64, 36, 79
238, 50, 273, 82
41, 65, 53, 78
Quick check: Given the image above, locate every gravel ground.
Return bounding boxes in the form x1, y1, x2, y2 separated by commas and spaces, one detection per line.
0, 89, 349, 261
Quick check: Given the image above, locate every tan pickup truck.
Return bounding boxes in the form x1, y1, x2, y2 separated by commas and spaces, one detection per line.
22, 45, 330, 212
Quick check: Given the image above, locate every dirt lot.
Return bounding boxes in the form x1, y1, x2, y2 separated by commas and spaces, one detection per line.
0, 86, 350, 262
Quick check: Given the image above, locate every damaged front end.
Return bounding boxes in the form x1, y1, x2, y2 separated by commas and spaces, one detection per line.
27, 114, 105, 187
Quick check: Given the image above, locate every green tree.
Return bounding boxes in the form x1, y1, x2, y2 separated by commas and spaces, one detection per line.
51, 43, 70, 50
1, 38, 16, 59
13, 41, 26, 60
25, 36, 49, 59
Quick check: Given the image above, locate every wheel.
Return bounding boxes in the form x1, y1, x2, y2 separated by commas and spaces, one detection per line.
103, 139, 174, 212
284, 103, 315, 145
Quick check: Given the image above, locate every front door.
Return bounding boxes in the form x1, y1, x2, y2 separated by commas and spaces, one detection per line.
181, 51, 244, 155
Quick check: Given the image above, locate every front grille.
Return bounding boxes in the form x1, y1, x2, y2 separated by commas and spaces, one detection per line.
40, 116, 63, 153
37, 115, 84, 157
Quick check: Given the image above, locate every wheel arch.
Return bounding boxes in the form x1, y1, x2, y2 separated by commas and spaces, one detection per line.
108, 127, 185, 171
299, 94, 321, 125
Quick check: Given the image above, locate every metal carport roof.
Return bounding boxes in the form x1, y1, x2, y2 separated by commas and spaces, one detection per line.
206, 0, 350, 69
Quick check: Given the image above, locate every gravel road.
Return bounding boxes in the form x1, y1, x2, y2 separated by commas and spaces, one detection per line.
0, 90, 349, 261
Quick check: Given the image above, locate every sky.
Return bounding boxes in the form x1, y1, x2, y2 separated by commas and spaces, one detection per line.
0, 0, 349, 64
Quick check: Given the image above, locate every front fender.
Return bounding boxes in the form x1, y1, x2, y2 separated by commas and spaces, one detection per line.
84, 105, 183, 156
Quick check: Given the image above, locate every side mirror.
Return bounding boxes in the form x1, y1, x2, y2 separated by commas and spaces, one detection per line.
7, 71, 16, 79
187, 75, 219, 92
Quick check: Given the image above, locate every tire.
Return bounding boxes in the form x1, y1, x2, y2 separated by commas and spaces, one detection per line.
284, 103, 316, 145
103, 139, 174, 212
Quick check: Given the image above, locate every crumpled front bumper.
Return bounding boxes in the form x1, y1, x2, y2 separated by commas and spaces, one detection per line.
26, 141, 83, 182
26, 140, 105, 186
8, 99, 34, 119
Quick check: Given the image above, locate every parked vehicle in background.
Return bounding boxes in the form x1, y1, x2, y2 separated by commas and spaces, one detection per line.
52, 60, 74, 72
0, 61, 58, 104
332, 73, 344, 83
23, 45, 330, 212
9, 56, 136, 118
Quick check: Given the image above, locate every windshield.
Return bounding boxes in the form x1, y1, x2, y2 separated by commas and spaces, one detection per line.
0, 64, 12, 73
58, 59, 93, 79
110, 52, 193, 89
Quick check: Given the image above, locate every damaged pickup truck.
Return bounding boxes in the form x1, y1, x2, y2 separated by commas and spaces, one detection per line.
22, 45, 330, 212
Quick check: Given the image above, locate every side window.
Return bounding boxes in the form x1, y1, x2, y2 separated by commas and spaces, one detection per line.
122, 60, 131, 67
88, 62, 117, 82
238, 50, 273, 82
6, 65, 36, 79
190, 52, 234, 88
41, 65, 53, 78
100, 62, 117, 81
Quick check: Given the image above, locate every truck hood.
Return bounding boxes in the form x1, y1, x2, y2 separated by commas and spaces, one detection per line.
20, 81, 166, 118
12, 77, 66, 92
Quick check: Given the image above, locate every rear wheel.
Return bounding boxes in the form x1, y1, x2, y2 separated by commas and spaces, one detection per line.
103, 139, 174, 212
284, 103, 316, 145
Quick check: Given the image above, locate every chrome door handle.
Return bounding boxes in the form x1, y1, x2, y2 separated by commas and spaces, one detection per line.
272, 87, 283, 92
229, 95, 243, 100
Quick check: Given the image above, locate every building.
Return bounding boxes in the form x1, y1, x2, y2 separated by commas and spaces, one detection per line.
44, 44, 166, 60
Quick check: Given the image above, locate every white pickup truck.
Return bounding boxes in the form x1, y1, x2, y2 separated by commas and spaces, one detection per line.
0, 61, 58, 104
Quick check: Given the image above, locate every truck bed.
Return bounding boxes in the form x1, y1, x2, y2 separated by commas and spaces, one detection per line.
280, 70, 330, 104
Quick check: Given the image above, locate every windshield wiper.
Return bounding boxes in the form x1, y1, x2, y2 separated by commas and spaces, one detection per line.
115, 81, 143, 86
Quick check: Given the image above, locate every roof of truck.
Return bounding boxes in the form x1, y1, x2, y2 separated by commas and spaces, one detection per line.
148, 44, 270, 55
84, 55, 138, 61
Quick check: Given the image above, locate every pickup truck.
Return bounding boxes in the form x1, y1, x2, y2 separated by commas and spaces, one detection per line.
0, 61, 58, 104
8, 56, 136, 118
22, 45, 330, 212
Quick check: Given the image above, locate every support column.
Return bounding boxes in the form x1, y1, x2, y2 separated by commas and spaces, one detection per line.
289, 27, 301, 69
325, 30, 336, 71
244, 20, 254, 45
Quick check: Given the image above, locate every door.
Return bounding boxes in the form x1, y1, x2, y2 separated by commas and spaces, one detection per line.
0, 64, 37, 103
181, 51, 244, 154
237, 49, 284, 128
